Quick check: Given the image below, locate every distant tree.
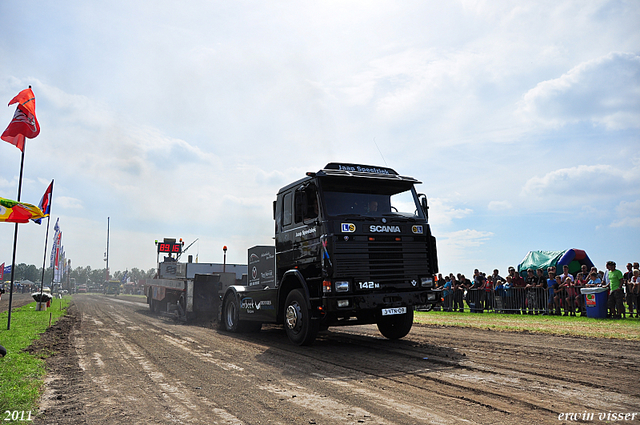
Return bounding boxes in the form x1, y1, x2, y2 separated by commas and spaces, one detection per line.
77, 266, 91, 284
89, 268, 108, 283
24, 264, 39, 282
129, 267, 143, 282
43, 267, 53, 285
5, 262, 156, 284
14, 263, 28, 281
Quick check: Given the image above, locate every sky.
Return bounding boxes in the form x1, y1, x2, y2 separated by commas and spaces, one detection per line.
1, 0, 639, 279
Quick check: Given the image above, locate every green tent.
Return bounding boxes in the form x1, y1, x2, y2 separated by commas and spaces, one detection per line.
517, 249, 594, 277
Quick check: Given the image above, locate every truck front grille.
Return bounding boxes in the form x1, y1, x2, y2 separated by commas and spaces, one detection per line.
332, 236, 430, 288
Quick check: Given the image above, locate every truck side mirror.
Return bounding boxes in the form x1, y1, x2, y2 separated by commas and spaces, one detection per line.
419, 193, 429, 220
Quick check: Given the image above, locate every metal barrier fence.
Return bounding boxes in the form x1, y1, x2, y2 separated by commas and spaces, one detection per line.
434, 287, 588, 315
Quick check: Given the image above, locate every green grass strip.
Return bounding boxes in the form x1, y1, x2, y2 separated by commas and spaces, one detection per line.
415, 310, 640, 340
0, 297, 70, 422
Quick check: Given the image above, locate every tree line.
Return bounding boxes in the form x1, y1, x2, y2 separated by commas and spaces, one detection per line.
5, 263, 156, 285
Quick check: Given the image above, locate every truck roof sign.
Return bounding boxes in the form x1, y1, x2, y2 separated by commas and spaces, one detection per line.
312, 163, 420, 185
323, 163, 398, 175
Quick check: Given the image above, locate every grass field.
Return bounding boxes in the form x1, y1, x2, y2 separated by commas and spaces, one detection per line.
415, 310, 640, 340
0, 297, 70, 421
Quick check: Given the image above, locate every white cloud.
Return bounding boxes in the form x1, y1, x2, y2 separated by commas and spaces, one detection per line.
57, 196, 83, 209
444, 229, 494, 248
488, 200, 512, 211
434, 228, 494, 275
429, 197, 473, 226
611, 200, 640, 228
2, 1, 640, 274
518, 52, 640, 130
521, 164, 640, 202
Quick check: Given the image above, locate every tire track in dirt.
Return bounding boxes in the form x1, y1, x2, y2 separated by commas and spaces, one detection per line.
72, 297, 249, 424
158, 327, 472, 424
37, 295, 640, 425
75, 296, 488, 424
320, 324, 640, 415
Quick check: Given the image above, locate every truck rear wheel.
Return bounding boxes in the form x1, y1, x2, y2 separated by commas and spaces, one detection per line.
223, 295, 241, 332
284, 289, 319, 346
222, 295, 262, 333
377, 308, 414, 340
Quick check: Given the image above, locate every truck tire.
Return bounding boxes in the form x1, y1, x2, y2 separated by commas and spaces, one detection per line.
223, 295, 241, 332
377, 308, 414, 340
284, 289, 319, 346
222, 295, 262, 333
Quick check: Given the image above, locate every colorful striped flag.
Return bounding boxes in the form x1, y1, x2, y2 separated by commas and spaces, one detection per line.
0, 197, 44, 223
32, 180, 54, 224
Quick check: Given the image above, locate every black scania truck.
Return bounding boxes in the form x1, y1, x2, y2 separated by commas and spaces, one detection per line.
221, 162, 439, 345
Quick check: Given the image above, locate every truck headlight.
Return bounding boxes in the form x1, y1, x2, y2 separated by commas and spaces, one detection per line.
421, 277, 434, 288
335, 281, 350, 292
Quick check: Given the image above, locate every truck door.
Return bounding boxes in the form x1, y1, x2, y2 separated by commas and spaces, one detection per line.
292, 185, 322, 269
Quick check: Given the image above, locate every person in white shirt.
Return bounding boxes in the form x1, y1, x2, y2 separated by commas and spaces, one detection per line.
559, 265, 574, 283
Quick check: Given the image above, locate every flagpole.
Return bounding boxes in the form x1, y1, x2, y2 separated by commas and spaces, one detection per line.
50, 228, 57, 288
39, 215, 52, 296
7, 141, 26, 330
37, 181, 54, 296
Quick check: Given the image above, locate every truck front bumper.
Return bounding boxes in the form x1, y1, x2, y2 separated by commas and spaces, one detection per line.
322, 290, 438, 313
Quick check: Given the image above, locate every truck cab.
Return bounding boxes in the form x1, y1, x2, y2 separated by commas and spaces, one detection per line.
221, 163, 439, 345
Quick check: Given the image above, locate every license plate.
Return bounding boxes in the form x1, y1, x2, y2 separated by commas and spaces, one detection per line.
381, 307, 407, 316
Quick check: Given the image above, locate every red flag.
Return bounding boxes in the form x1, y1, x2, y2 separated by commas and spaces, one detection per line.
8, 88, 37, 117
2, 87, 40, 151
0, 263, 4, 280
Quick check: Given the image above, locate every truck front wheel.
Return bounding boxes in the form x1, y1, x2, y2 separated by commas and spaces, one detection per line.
284, 289, 319, 346
377, 309, 414, 340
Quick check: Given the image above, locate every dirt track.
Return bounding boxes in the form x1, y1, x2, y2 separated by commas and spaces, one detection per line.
0, 292, 37, 313
32, 294, 640, 424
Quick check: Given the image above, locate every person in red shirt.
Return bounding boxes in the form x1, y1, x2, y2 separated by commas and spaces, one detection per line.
564, 276, 578, 316
553, 275, 566, 315
574, 272, 587, 316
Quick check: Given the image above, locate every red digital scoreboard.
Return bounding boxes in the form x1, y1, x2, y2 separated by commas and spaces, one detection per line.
157, 241, 182, 254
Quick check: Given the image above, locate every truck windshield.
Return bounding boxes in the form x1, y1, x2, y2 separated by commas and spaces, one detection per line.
321, 180, 423, 219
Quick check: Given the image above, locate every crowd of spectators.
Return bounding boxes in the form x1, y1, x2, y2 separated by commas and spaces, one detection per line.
434, 261, 639, 319
0, 281, 41, 296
